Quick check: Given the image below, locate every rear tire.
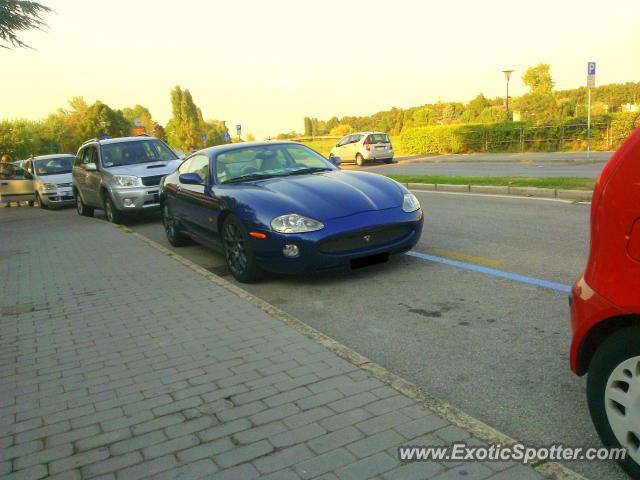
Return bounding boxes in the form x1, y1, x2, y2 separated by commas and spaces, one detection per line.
162, 202, 192, 247
222, 215, 262, 283
384, 158, 393, 164
587, 326, 640, 478
75, 192, 94, 217
355, 154, 365, 167
103, 193, 124, 224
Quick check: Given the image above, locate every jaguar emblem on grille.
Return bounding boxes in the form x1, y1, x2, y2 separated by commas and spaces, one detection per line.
363, 234, 371, 243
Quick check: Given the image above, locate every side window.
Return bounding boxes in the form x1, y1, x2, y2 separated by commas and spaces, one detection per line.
80, 146, 97, 166
187, 155, 210, 182
352, 135, 363, 144
338, 136, 348, 147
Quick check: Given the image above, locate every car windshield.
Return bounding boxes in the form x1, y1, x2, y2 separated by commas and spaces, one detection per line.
216, 144, 335, 184
101, 140, 177, 167
368, 134, 389, 144
34, 156, 74, 176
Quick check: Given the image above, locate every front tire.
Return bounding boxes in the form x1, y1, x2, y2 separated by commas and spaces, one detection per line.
75, 192, 94, 217
222, 215, 262, 283
162, 202, 192, 247
384, 158, 393, 164
103, 193, 124, 224
37, 193, 48, 209
355, 153, 365, 167
587, 326, 640, 478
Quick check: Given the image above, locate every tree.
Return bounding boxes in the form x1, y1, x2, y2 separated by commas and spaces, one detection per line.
78, 101, 129, 140
122, 105, 155, 135
167, 86, 205, 152
303, 117, 313, 136
516, 64, 558, 122
0, 0, 52, 49
329, 124, 353, 137
522, 64, 554, 93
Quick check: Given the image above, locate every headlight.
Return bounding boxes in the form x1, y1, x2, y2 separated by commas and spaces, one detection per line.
271, 214, 324, 233
42, 183, 57, 191
112, 175, 142, 187
402, 193, 420, 212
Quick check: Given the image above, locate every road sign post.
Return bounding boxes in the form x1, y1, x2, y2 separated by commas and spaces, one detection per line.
587, 62, 596, 160
236, 124, 242, 141
201, 133, 207, 147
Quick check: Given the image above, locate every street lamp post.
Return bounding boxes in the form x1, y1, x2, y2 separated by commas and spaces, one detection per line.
502, 70, 514, 122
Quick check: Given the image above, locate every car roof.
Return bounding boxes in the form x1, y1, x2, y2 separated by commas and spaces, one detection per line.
81, 136, 160, 146
33, 154, 75, 160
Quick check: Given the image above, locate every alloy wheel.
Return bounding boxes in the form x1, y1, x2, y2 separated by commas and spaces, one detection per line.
223, 222, 247, 276
163, 204, 176, 242
105, 197, 113, 222
604, 355, 640, 465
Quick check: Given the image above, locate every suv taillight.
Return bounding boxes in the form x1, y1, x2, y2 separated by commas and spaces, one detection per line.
363, 140, 371, 151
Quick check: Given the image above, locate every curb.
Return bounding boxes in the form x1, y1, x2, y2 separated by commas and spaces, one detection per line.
404, 183, 593, 201
125, 227, 588, 480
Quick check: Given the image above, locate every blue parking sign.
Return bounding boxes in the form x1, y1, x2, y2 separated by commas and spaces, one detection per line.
588, 62, 596, 75
201, 133, 207, 141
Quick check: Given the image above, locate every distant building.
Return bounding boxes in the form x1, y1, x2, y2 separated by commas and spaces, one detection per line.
622, 103, 639, 113
512, 111, 522, 122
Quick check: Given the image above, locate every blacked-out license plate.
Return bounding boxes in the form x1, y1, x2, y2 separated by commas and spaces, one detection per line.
350, 252, 389, 270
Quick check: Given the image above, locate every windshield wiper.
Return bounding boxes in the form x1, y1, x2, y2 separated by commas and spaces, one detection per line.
223, 173, 277, 184
287, 167, 332, 176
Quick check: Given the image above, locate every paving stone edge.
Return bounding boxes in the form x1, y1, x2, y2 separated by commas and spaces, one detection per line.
126, 227, 588, 480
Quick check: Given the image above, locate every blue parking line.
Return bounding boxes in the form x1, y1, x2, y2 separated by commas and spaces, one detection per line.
406, 251, 572, 293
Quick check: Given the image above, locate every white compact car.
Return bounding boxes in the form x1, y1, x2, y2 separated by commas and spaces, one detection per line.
329, 132, 394, 166
24, 154, 76, 209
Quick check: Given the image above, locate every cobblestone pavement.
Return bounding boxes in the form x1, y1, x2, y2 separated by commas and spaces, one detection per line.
0, 207, 546, 479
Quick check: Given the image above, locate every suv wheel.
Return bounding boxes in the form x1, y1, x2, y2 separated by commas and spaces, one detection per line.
355, 154, 365, 167
103, 193, 124, 224
75, 192, 94, 217
587, 326, 640, 478
222, 215, 262, 283
162, 203, 192, 247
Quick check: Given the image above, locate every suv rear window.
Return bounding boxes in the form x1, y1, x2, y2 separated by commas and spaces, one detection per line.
367, 134, 390, 144
101, 140, 176, 167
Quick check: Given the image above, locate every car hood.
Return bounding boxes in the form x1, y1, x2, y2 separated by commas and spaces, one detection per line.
106, 160, 181, 177
35, 172, 72, 185
238, 171, 404, 221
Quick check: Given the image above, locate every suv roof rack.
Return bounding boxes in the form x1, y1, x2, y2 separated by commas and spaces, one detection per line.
81, 138, 98, 146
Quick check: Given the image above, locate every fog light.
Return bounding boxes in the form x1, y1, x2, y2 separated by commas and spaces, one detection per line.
123, 198, 135, 208
282, 244, 299, 258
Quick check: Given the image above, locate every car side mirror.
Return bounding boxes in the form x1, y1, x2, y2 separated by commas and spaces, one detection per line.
329, 156, 341, 167
179, 172, 203, 185
85, 163, 97, 171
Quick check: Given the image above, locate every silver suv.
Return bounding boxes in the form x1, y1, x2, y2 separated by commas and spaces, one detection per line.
72, 136, 181, 223
329, 132, 394, 166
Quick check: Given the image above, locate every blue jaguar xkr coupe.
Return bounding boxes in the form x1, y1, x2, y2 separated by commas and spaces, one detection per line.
160, 142, 423, 282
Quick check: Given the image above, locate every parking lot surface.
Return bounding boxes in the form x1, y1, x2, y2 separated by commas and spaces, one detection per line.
126, 191, 625, 480
1, 207, 549, 479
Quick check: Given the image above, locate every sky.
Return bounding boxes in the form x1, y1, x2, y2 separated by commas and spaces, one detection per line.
1, 0, 639, 139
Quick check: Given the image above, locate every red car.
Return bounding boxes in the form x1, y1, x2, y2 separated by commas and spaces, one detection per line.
570, 127, 640, 477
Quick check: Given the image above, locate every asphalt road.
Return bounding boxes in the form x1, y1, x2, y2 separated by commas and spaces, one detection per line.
341, 151, 613, 178
71, 191, 623, 479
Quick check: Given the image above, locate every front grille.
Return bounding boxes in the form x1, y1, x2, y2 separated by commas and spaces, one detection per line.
318, 224, 413, 254
141, 175, 164, 186
57, 182, 72, 188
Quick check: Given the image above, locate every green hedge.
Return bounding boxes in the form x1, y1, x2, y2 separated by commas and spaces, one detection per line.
399, 112, 640, 155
